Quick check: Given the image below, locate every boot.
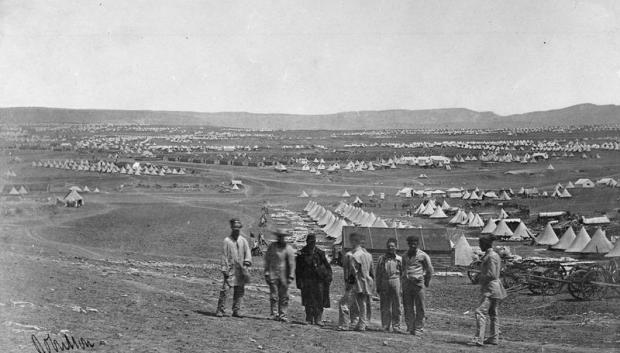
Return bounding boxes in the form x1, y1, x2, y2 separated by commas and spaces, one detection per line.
216, 290, 226, 316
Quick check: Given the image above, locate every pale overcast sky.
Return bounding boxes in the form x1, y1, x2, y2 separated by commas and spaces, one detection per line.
1, 0, 619, 115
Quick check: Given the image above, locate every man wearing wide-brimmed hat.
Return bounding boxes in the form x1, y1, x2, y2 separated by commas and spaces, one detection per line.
216, 218, 252, 318
264, 228, 296, 322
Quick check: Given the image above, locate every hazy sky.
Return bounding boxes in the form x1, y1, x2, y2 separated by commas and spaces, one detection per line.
1, 0, 619, 115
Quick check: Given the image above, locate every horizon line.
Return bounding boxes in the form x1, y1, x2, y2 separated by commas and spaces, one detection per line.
0, 102, 617, 118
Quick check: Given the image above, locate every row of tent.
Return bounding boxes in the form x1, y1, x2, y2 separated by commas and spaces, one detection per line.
6, 185, 29, 195
304, 201, 348, 240
397, 176, 619, 201
480, 218, 534, 241
304, 200, 413, 241
535, 223, 618, 256
32, 160, 187, 176
3, 169, 17, 177
298, 189, 386, 200
68, 186, 100, 193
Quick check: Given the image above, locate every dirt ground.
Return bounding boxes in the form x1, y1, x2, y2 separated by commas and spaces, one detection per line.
1, 152, 619, 353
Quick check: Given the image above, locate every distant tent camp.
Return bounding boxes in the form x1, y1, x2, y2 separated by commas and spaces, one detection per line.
565, 181, 575, 189
368, 190, 375, 197
8, 186, 20, 196
63, 189, 84, 207
18, 186, 28, 195
298, 190, 309, 198
565, 227, 591, 253
551, 226, 576, 250
341, 190, 351, 197
535, 222, 559, 245
352, 196, 363, 205
547, 164, 555, 170
69, 186, 83, 192
231, 184, 240, 190
580, 228, 613, 254
93, 187, 100, 193
454, 234, 475, 266
83, 186, 91, 193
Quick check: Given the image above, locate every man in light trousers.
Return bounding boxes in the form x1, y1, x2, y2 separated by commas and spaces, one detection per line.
264, 228, 296, 322
402, 234, 433, 336
469, 235, 507, 346
216, 218, 252, 318
338, 232, 374, 331
376, 238, 403, 332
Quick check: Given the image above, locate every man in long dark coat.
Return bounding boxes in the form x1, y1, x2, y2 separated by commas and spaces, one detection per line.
295, 233, 332, 326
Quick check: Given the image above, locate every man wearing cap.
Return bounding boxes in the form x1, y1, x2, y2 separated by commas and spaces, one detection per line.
264, 228, 296, 322
216, 218, 252, 318
296, 233, 333, 326
402, 234, 434, 336
469, 235, 507, 346
376, 238, 403, 332
338, 232, 374, 331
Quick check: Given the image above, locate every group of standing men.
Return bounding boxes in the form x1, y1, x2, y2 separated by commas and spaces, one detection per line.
337, 232, 433, 335
216, 218, 332, 325
216, 218, 507, 346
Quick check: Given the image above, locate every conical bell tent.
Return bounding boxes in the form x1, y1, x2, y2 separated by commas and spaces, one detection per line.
551, 226, 576, 250
535, 222, 559, 245
565, 227, 591, 253
580, 228, 613, 254
492, 219, 514, 237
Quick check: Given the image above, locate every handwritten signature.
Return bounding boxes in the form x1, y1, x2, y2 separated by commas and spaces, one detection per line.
31, 334, 95, 353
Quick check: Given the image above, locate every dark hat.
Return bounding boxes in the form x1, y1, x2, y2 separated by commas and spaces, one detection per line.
306, 233, 316, 242
349, 232, 363, 240
479, 234, 494, 243
272, 228, 290, 237
406, 234, 420, 243
230, 218, 243, 228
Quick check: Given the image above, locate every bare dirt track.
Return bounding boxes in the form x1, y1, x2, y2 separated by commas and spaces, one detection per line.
1, 154, 620, 353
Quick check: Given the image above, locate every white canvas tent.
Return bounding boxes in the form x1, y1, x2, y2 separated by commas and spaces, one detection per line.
454, 234, 475, 266
535, 222, 559, 245
565, 227, 591, 253
580, 228, 613, 254
551, 226, 576, 250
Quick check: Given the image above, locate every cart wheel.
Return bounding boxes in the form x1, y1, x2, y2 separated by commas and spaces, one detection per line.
502, 272, 521, 290
467, 260, 481, 285
580, 268, 609, 301
527, 267, 564, 296
567, 269, 588, 300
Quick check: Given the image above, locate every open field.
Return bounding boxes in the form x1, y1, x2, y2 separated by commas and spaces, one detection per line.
1, 146, 619, 353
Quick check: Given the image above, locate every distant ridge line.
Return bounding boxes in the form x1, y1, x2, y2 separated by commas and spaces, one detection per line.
0, 103, 618, 130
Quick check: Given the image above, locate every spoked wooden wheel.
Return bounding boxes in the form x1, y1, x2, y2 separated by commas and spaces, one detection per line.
567, 269, 588, 300
580, 267, 609, 301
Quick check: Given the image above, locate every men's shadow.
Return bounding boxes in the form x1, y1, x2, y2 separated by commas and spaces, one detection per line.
193, 310, 309, 324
